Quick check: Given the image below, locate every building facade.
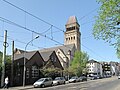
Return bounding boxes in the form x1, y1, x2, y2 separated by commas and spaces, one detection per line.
87, 59, 103, 77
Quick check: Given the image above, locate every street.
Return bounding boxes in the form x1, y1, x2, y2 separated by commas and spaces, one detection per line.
85, 76, 120, 90
8, 76, 120, 90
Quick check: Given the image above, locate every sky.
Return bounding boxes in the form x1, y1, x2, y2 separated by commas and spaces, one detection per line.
0, 0, 119, 62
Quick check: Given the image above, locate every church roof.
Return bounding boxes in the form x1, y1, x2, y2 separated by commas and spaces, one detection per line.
14, 44, 75, 61
40, 51, 53, 61
14, 51, 37, 60
39, 44, 75, 55
66, 16, 78, 25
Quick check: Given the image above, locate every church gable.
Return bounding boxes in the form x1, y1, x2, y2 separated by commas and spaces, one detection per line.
43, 51, 63, 70
25, 51, 44, 67
56, 49, 67, 62
14, 48, 26, 54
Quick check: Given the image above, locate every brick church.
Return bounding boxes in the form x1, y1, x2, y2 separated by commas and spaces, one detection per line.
13, 16, 81, 85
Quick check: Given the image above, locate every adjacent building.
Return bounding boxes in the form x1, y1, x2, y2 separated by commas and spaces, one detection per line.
110, 61, 119, 76
101, 62, 111, 77
87, 59, 103, 77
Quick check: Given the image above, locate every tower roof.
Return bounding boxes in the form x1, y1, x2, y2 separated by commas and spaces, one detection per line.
66, 16, 79, 25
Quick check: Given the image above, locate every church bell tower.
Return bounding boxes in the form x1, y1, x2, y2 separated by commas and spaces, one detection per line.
64, 16, 81, 51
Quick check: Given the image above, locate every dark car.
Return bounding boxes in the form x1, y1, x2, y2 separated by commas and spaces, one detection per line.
89, 76, 97, 80
79, 76, 87, 81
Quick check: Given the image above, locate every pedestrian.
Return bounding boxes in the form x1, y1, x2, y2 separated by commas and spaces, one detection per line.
3, 76, 9, 89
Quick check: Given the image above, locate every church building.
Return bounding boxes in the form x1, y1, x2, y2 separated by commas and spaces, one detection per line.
13, 16, 81, 85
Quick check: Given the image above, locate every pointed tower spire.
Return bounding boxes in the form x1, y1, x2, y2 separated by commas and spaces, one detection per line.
64, 16, 81, 51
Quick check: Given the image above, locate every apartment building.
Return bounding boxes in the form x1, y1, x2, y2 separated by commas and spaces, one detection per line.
87, 59, 103, 77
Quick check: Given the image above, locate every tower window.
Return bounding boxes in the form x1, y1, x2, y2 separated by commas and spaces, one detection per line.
74, 36, 75, 40
66, 38, 68, 41
69, 37, 70, 40
76, 27, 79, 31
66, 26, 75, 31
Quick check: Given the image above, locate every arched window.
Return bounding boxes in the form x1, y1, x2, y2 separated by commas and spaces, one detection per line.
74, 36, 75, 40
66, 38, 68, 41
69, 37, 70, 40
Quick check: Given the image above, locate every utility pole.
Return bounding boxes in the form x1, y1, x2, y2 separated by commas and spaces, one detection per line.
23, 35, 39, 87
1, 30, 7, 87
11, 41, 14, 86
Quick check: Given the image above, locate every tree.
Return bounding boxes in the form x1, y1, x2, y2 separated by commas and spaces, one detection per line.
0, 51, 11, 68
0, 51, 2, 69
41, 68, 62, 79
70, 51, 89, 76
0, 51, 11, 77
41, 60, 61, 78
93, 0, 120, 58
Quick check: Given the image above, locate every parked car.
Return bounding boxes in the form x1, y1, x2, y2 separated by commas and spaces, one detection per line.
79, 76, 87, 81
118, 75, 120, 79
89, 76, 97, 80
69, 76, 79, 83
97, 75, 103, 79
33, 78, 53, 88
53, 77, 66, 85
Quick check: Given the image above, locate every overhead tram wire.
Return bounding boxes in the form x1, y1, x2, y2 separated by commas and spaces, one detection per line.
0, 17, 108, 60
0, 16, 68, 49
0, 16, 77, 57
0, 19, 107, 60
1, 0, 108, 59
79, 7, 99, 20
0, 35, 44, 49
81, 44, 106, 60
41, 25, 53, 34
81, 20, 95, 25
2, 0, 102, 37
2, 0, 65, 33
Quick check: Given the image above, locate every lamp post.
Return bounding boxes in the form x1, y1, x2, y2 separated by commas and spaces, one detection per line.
23, 35, 39, 87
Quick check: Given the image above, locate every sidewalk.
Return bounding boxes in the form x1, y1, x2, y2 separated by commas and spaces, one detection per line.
1, 85, 34, 90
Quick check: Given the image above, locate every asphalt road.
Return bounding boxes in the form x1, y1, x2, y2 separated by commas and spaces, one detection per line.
85, 76, 120, 90
7, 76, 120, 90
38, 76, 120, 90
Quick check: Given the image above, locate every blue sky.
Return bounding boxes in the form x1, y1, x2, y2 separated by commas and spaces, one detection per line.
0, 0, 119, 62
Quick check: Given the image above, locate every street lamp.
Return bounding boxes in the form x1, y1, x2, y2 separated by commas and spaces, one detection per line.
23, 35, 39, 87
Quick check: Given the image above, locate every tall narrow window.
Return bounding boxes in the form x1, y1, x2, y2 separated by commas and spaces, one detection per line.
66, 38, 68, 41
26, 68, 29, 78
74, 36, 75, 40
32, 66, 39, 78
69, 37, 70, 40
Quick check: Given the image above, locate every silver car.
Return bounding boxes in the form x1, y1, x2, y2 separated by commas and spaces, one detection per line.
53, 77, 66, 85
69, 76, 79, 83
33, 78, 53, 88
118, 75, 120, 79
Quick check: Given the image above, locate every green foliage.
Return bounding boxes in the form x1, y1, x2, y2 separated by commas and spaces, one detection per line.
93, 0, 120, 58
41, 68, 62, 78
63, 68, 75, 77
117, 39, 120, 58
0, 51, 11, 70
70, 51, 89, 76
0, 51, 2, 67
